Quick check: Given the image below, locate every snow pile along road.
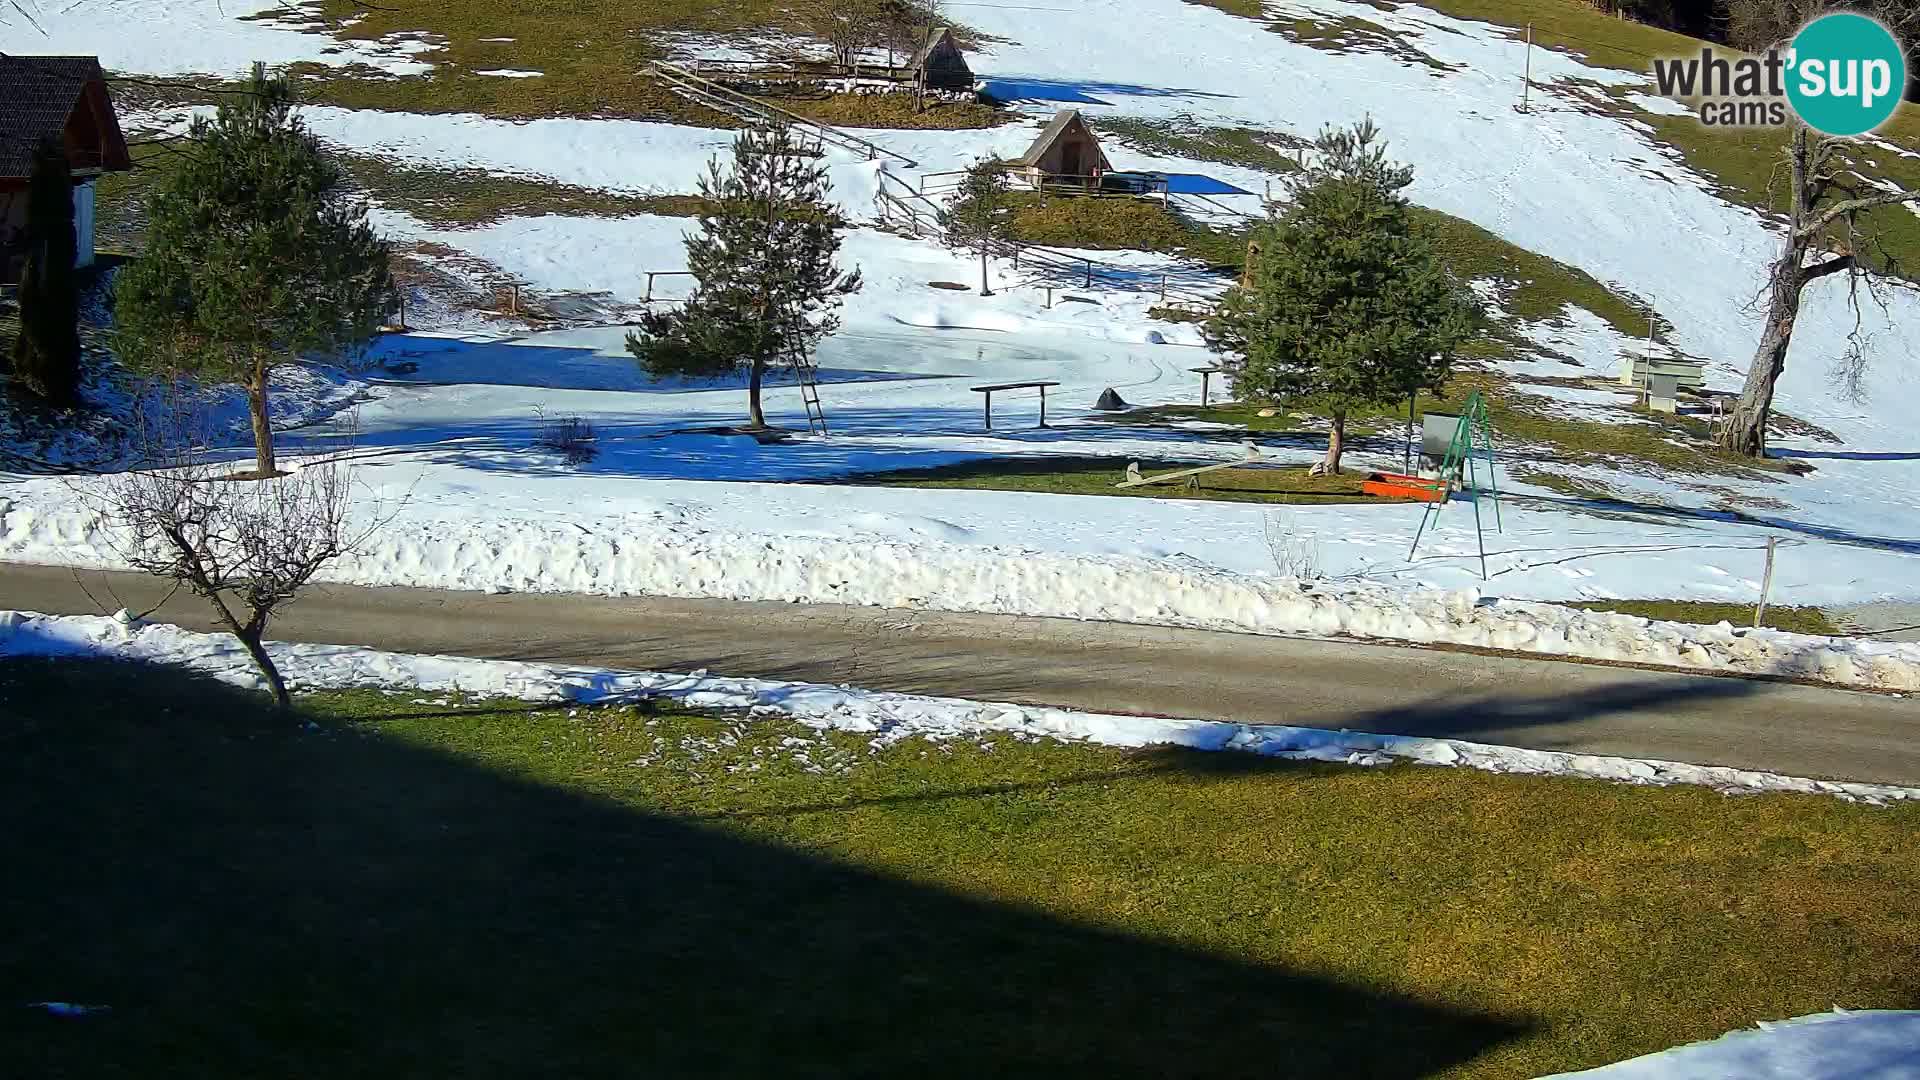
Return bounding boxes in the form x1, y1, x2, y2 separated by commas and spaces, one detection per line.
5, 486, 1919, 690
5, 609, 1917, 805
1542, 1009, 1920, 1079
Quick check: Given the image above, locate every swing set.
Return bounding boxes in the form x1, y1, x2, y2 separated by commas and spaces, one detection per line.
1396, 391, 1504, 580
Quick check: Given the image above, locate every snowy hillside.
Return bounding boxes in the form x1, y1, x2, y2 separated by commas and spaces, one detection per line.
6, 0, 1920, 647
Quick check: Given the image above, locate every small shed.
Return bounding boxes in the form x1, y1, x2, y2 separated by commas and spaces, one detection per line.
908, 26, 973, 92
1, 55, 131, 276
1011, 109, 1111, 187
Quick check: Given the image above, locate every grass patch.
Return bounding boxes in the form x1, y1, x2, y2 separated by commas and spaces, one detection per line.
1410, 206, 1651, 338
1177, 0, 1265, 17
1356, 371, 1804, 482
1006, 192, 1248, 268
92, 139, 174, 253
1100, 372, 1807, 485
757, 87, 1006, 130
1562, 599, 1841, 635
1408, 0, 1920, 272
1095, 114, 1305, 177
1148, 304, 1209, 324
269, 0, 993, 125
1084, 113, 1653, 335
7, 655, 1920, 1078
341, 153, 708, 227
281, 0, 788, 122
1089, 400, 1313, 434
845, 454, 1379, 504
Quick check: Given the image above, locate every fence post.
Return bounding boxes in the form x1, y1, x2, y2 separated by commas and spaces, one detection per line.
645, 272, 655, 303
1159, 273, 1167, 302
1519, 23, 1534, 112
1754, 537, 1778, 629
1045, 286, 1053, 309
1084, 260, 1093, 288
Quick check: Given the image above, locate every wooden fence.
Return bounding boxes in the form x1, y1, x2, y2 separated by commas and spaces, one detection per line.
648, 61, 918, 167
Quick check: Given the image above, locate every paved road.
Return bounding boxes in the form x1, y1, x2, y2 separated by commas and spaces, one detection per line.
5, 562, 1917, 785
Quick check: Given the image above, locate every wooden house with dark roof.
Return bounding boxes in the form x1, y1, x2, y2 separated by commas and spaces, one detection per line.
1010, 109, 1111, 188
907, 26, 973, 92
1, 55, 132, 276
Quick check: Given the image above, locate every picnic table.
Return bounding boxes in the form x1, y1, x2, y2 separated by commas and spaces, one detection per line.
1190, 366, 1225, 406
972, 380, 1062, 430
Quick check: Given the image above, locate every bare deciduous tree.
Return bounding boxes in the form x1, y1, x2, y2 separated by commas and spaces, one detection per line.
85, 407, 380, 709
1716, 0, 1920, 456
802, 0, 888, 70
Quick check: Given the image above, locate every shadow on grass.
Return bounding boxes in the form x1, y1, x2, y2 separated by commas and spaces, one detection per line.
1, 656, 1529, 1078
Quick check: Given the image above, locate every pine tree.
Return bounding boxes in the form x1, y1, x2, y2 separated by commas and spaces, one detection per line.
112, 64, 393, 478
1205, 120, 1481, 474
937, 158, 1014, 295
9, 136, 82, 406
626, 124, 861, 430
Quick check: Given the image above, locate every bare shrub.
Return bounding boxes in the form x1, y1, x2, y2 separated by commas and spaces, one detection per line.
1263, 511, 1322, 581
82, 402, 381, 708
534, 409, 598, 465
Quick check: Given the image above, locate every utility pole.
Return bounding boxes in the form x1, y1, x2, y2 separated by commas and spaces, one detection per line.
1518, 23, 1533, 113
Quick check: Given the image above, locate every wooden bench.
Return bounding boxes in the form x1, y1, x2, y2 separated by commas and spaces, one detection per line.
973, 380, 1062, 430
1619, 354, 1706, 392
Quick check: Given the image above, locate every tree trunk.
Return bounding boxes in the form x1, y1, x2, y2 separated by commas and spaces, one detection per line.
247, 361, 277, 478
1315, 412, 1347, 475
1718, 247, 1805, 457
236, 628, 291, 710
979, 250, 993, 296
747, 354, 767, 430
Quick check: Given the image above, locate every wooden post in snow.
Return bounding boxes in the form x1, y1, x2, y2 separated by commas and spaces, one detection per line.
1518, 24, 1533, 112
1755, 537, 1778, 629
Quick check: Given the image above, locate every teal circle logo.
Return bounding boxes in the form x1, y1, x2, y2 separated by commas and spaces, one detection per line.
1786, 13, 1907, 136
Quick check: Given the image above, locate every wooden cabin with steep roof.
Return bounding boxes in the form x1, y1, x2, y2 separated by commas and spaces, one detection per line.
1, 55, 132, 277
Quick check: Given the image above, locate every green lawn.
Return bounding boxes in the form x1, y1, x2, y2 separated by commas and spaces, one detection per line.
844, 454, 1386, 504
250, 0, 1000, 128
340, 153, 711, 228
1005, 192, 1249, 269
1563, 599, 1841, 636
1100, 370, 1814, 486
5, 656, 1918, 1078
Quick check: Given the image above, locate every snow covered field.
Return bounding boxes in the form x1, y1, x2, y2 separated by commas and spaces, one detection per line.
9, 608, 1917, 803
8, 0, 1920, 657
1545, 1009, 1920, 1079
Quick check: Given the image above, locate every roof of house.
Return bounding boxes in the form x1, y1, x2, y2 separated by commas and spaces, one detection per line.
908, 26, 963, 69
1012, 109, 1094, 167
0, 55, 130, 178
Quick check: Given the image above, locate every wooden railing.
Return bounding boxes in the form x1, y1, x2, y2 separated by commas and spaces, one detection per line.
647, 61, 918, 167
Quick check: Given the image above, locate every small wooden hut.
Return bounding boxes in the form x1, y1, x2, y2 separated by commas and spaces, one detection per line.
0, 55, 131, 276
908, 26, 973, 92
1010, 109, 1111, 189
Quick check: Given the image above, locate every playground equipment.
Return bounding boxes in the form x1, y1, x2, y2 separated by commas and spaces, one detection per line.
1406, 391, 1503, 580
1117, 445, 1263, 491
